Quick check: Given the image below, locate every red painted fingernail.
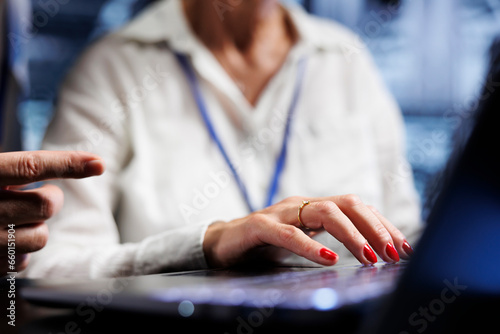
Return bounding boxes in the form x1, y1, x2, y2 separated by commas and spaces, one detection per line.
363, 244, 378, 264
386, 243, 400, 262
402, 240, 414, 257
319, 248, 338, 262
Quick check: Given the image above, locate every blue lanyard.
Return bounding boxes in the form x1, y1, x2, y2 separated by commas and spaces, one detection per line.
175, 53, 307, 212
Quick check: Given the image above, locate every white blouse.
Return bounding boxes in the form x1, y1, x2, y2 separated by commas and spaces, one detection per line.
25, 0, 421, 278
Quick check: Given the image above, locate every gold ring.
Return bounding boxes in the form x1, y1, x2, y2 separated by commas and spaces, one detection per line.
298, 200, 311, 229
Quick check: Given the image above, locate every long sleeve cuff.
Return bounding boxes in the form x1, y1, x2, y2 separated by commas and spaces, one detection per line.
133, 221, 212, 275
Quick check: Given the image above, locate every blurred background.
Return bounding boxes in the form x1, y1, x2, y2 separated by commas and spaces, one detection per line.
1, 0, 499, 220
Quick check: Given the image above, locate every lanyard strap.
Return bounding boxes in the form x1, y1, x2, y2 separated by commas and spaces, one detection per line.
175, 53, 307, 212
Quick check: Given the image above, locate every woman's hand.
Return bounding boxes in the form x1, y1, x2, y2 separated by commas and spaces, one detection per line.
0, 151, 105, 275
203, 195, 414, 268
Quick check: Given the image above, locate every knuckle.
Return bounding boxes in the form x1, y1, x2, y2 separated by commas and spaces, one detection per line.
59, 155, 75, 178
315, 201, 340, 217
299, 241, 315, 257
244, 213, 275, 246
35, 192, 56, 220
342, 194, 363, 207
347, 228, 363, 244
17, 153, 42, 181
245, 213, 271, 240
280, 196, 302, 205
17, 224, 48, 252
247, 213, 270, 227
277, 224, 298, 244
31, 225, 49, 251
373, 222, 390, 240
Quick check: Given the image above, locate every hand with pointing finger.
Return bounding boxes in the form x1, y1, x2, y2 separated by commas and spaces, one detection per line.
0, 151, 105, 275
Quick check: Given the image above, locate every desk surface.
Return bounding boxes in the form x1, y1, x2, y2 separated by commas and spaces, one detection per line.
1, 274, 361, 334
3, 270, 498, 334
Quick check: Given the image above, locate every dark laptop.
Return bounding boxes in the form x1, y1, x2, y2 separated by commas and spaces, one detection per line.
368, 46, 500, 333
21, 49, 500, 334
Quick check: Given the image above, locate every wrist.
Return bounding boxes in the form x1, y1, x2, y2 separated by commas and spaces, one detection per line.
203, 221, 227, 268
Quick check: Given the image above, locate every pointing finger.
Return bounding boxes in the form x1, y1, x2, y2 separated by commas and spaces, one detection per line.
0, 151, 105, 187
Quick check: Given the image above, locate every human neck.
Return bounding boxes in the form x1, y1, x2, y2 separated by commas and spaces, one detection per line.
182, 0, 295, 54
182, 0, 297, 106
